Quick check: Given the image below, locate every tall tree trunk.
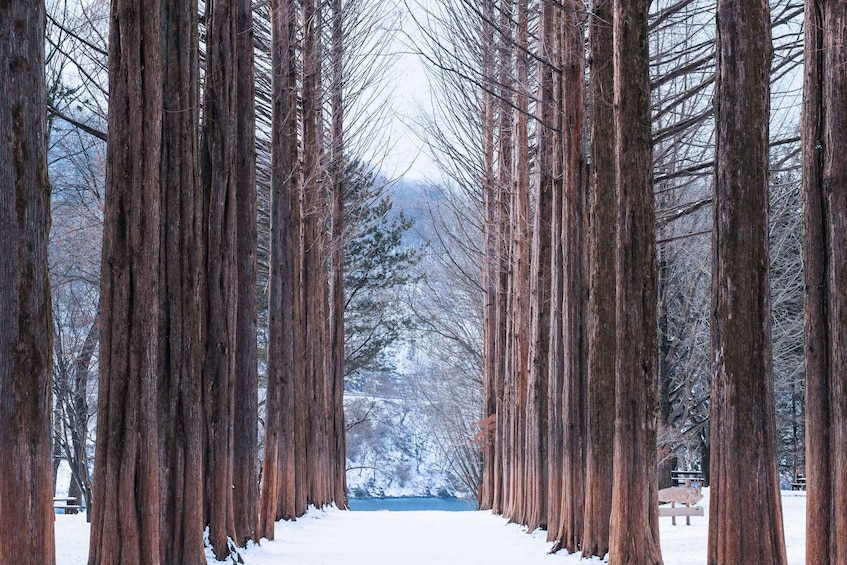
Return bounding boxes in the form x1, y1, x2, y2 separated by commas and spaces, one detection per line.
582, 0, 616, 556
493, 0, 513, 516
0, 1, 55, 561
260, 0, 300, 537
90, 1, 164, 562
70, 307, 98, 519
708, 0, 786, 561
232, 0, 259, 546
287, 0, 309, 519
480, 0, 497, 513
233, 0, 259, 546
555, 0, 587, 551
546, 6, 565, 540
507, 0, 531, 525
62, 304, 100, 521
201, 0, 239, 556
802, 0, 847, 562
525, 0, 559, 532
329, 0, 348, 509
656, 251, 675, 491
302, 0, 331, 508
292, 170, 309, 516
158, 0, 205, 559
607, 0, 661, 561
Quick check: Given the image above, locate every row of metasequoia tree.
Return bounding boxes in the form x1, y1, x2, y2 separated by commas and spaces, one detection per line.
470, 0, 846, 563
417, 0, 808, 488
0, 0, 350, 562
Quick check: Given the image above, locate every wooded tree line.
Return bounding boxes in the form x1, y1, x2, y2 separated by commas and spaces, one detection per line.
414, 0, 844, 562
40, 0, 403, 529
83, 0, 352, 559
0, 0, 400, 560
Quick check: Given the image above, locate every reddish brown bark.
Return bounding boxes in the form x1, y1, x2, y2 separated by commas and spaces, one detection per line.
233, 0, 259, 545
0, 2, 55, 562
202, 0, 240, 557
708, 0, 785, 561
554, 0, 587, 552
289, 3, 309, 514
492, 0, 513, 516
802, 0, 847, 563
292, 158, 309, 517
329, 0, 348, 508
505, 0, 531, 525
581, 0, 616, 557
89, 1, 164, 562
545, 6, 565, 537
158, 0, 205, 561
607, 0, 661, 562
260, 0, 300, 537
524, 0, 559, 531
301, 0, 332, 508
293, 163, 308, 517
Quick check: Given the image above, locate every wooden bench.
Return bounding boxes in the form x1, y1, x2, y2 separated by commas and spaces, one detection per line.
791, 472, 806, 491
658, 486, 703, 525
53, 497, 81, 515
658, 502, 705, 524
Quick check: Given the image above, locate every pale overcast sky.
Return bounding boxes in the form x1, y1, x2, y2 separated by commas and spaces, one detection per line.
378, 12, 440, 182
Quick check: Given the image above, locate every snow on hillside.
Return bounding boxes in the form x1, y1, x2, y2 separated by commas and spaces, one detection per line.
345, 392, 472, 499
55, 489, 808, 564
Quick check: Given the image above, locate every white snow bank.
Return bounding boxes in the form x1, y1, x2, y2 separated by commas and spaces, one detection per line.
54, 514, 90, 564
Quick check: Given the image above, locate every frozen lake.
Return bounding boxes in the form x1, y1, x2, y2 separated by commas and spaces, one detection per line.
348, 497, 478, 512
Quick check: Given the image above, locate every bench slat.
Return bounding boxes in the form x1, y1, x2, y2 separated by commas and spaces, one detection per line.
658, 506, 704, 518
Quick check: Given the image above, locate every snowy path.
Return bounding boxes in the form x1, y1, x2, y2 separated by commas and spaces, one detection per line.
251, 509, 569, 564
55, 490, 807, 564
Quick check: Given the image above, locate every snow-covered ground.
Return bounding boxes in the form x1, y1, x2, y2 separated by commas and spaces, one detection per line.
55, 489, 807, 564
